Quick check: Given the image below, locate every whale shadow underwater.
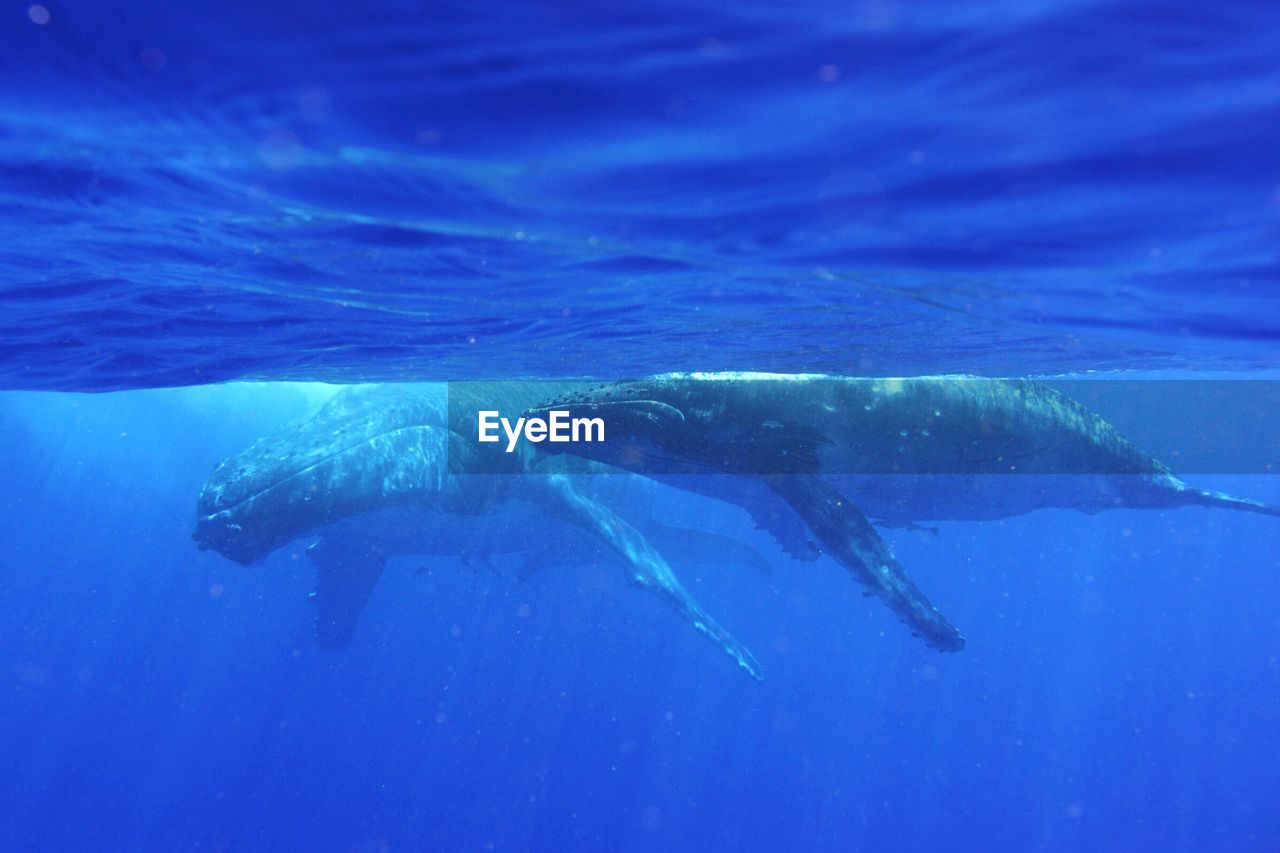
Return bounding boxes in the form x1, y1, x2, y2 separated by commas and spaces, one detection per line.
526, 374, 1280, 653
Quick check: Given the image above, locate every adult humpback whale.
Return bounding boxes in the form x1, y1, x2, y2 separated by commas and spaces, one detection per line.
526, 373, 1280, 652
194, 383, 763, 678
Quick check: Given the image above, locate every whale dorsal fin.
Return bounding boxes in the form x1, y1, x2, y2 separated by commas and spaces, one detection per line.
307, 537, 387, 650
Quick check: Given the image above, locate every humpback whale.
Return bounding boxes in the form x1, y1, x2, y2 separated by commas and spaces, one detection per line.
194, 383, 763, 678
525, 373, 1280, 652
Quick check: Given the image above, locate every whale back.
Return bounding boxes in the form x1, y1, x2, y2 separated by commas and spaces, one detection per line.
536, 375, 1175, 478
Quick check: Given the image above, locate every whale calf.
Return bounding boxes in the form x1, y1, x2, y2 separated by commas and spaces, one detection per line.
194, 383, 763, 678
526, 373, 1280, 651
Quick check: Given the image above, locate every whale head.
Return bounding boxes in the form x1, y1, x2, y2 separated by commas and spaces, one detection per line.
194, 384, 447, 564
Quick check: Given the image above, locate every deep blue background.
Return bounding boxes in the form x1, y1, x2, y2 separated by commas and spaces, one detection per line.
1, 387, 1278, 851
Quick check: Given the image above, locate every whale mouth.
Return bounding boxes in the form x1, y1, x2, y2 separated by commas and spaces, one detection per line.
525, 397, 686, 429
193, 516, 269, 564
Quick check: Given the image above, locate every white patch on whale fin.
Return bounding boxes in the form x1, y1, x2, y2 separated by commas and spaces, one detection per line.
538, 474, 763, 680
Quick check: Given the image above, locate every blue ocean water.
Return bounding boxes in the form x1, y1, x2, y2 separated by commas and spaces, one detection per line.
2, 0, 1279, 387
2, 0, 1279, 851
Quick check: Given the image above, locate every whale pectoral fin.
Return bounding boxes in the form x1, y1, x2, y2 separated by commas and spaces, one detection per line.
539, 474, 763, 680
1182, 484, 1280, 519
766, 475, 965, 653
740, 487, 823, 562
307, 538, 387, 651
